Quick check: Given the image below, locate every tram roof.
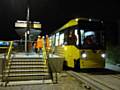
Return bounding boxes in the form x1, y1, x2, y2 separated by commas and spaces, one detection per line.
50, 17, 102, 35
57, 18, 88, 32
57, 18, 102, 31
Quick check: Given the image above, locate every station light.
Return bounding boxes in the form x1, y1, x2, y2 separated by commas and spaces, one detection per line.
101, 21, 103, 23
101, 53, 106, 58
27, 31, 30, 34
89, 18, 92, 22
33, 21, 40, 24
17, 20, 27, 23
75, 18, 79, 22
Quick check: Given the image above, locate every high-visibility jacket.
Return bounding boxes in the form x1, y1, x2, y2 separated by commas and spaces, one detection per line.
34, 41, 37, 48
36, 38, 43, 48
46, 37, 50, 49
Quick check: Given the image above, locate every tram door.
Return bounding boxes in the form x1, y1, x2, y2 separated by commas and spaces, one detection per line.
74, 29, 80, 70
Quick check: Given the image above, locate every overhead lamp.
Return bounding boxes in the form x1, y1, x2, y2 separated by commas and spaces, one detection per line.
75, 18, 79, 22
89, 18, 92, 22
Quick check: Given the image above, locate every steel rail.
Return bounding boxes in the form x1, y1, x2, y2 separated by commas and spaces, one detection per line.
67, 71, 115, 90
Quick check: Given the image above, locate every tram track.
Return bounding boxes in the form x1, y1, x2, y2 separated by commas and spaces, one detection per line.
67, 71, 120, 90
83, 73, 120, 90
86, 69, 120, 83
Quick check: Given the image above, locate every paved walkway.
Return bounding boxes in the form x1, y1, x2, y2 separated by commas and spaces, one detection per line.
11, 52, 60, 58
0, 72, 85, 90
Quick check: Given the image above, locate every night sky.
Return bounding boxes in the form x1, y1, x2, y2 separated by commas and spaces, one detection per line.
0, 0, 120, 40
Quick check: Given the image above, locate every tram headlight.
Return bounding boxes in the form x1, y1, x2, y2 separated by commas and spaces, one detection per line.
101, 53, 106, 58
82, 53, 87, 58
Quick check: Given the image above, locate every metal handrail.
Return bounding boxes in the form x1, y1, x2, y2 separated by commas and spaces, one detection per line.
1, 41, 13, 84
42, 37, 47, 64
40, 38, 58, 83
41, 37, 51, 83
6, 41, 13, 60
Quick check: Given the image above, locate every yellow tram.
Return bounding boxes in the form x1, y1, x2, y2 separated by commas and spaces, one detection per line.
50, 18, 106, 69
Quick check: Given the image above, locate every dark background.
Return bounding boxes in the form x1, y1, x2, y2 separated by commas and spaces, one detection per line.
0, 0, 120, 41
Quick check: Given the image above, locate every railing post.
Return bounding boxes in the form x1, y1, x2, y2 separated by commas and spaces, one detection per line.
6, 41, 13, 60
42, 36, 47, 64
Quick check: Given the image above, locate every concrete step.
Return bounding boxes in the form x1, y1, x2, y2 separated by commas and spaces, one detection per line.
10, 62, 45, 65
4, 68, 48, 72
13, 55, 43, 59
7, 79, 52, 85
11, 59, 45, 62
10, 66, 48, 69
5, 72, 49, 77
9, 66, 48, 70
3, 75, 51, 81
12, 59, 44, 61
10, 65, 47, 68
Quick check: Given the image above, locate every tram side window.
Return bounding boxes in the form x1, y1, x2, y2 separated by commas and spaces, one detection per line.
59, 33, 64, 46
64, 31, 68, 45
49, 36, 55, 47
55, 33, 59, 46
75, 29, 79, 45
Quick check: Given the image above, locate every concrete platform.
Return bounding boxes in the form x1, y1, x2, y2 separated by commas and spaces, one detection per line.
13, 52, 43, 58
11, 52, 60, 58
105, 63, 120, 72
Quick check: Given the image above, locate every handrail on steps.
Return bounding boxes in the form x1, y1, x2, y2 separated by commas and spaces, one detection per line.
0, 41, 13, 85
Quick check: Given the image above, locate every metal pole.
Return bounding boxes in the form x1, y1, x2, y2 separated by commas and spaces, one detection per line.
25, 32, 27, 52
25, 6, 30, 53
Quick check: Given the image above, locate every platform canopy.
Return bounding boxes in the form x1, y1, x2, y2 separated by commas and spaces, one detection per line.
15, 20, 41, 37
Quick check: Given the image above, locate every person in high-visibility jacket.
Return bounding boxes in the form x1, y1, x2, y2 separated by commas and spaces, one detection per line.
45, 35, 50, 52
36, 35, 43, 53
33, 41, 37, 53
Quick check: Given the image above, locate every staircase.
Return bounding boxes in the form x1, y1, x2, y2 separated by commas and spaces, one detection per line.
2, 54, 52, 85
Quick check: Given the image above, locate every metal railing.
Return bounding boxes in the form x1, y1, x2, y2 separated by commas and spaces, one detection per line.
0, 41, 13, 84
6, 41, 13, 60
42, 37, 47, 64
